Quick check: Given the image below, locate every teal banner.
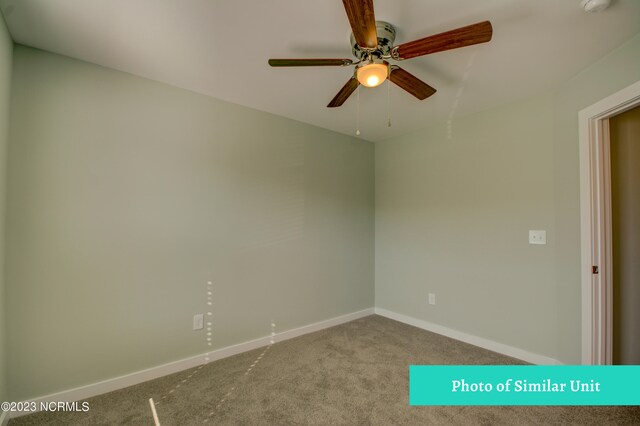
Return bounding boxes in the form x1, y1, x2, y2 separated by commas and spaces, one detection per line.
409, 365, 640, 405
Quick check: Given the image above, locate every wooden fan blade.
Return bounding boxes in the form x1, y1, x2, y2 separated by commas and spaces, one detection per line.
393, 21, 493, 60
269, 58, 353, 67
389, 67, 436, 100
342, 0, 378, 49
327, 77, 360, 108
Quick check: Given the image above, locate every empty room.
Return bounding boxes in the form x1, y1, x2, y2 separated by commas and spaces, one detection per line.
1, 0, 640, 424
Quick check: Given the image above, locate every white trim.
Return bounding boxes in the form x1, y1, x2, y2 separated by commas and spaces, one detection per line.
579, 79, 640, 365
8, 308, 374, 419
602, 118, 613, 365
375, 308, 562, 365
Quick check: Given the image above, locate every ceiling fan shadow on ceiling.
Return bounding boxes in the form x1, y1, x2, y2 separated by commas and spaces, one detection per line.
268, 0, 493, 108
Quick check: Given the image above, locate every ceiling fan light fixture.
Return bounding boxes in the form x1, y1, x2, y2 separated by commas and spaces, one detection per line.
357, 62, 388, 88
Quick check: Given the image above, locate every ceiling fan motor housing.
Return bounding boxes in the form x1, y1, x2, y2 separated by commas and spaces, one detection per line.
351, 21, 396, 59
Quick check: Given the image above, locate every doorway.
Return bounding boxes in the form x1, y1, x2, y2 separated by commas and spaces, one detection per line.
609, 106, 640, 365
579, 80, 640, 365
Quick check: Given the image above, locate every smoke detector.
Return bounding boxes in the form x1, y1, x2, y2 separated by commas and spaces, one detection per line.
580, 0, 612, 13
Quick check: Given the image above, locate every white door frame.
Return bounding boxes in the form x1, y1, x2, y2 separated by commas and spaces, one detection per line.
579, 80, 640, 365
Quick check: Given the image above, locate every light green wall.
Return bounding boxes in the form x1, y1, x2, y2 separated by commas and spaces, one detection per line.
376, 32, 640, 364
0, 14, 11, 407
376, 94, 559, 357
6, 45, 374, 400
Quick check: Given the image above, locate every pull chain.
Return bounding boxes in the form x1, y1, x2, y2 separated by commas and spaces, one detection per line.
356, 85, 361, 136
387, 73, 391, 128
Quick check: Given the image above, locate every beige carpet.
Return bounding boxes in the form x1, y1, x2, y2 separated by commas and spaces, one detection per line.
9, 315, 640, 425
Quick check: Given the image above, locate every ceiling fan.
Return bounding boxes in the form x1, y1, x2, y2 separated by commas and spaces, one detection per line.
268, 0, 493, 108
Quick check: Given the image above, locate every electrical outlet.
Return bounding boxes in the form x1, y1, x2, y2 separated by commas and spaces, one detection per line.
428, 293, 436, 305
529, 230, 547, 245
193, 313, 204, 330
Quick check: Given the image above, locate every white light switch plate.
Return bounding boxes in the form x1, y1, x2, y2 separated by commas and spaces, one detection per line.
529, 230, 547, 245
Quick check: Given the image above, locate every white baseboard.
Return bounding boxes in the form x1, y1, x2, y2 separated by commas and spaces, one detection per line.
9, 306, 559, 420
375, 308, 562, 366
9, 308, 374, 419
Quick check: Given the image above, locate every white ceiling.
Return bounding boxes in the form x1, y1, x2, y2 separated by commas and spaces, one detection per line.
1, 0, 639, 142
